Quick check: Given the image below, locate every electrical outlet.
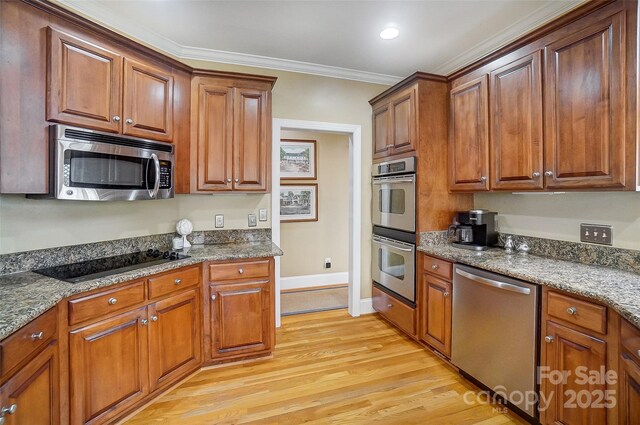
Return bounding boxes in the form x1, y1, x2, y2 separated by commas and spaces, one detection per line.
324, 257, 332, 269
580, 223, 613, 245
248, 213, 257, 227
214, 214, 224, 228
259, 208, 268, 222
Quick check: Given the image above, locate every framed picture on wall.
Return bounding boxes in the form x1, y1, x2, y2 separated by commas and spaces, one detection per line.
280, 139, 317, 180
280, 183, 318, 222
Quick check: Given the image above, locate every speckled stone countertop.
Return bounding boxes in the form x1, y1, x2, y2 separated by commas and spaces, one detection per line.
0, 241, 283, 341
417, 244, 640, 329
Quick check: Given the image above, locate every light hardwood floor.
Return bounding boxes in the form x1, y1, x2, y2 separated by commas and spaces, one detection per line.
124, 310, 528, 424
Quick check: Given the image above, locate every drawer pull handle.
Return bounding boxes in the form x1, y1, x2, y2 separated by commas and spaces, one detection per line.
387, 303, 393, 308
1, 404, 17, 415
443, 292, 450, 297
125, 118, 134, 125
238, 268, 244, 274
174, 278, 182, 285
637, 349, 640, 358
141, 319, 149, 326
431, 264, 439, 270
544, 335, 554, 343
211, 294, 217, 301
31, 331, 44, 340
566, 307, 577, 315
108, 298, 118, 305
151, 315, 158, 322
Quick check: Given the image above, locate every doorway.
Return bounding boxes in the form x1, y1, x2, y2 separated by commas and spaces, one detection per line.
271, 119, 362, 327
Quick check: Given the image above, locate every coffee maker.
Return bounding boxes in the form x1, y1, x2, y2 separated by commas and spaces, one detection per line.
449, 209, 498, 251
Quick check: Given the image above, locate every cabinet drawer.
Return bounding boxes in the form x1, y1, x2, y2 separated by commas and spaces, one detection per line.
547, 291, 607, 334
621, 319, 640, 363
68, 280, 145, 326
148, 265, 200, 300
1, 306, 58, 377
209, 259, 270, 282
372, 286, 416, 336
423, 255, 453, 281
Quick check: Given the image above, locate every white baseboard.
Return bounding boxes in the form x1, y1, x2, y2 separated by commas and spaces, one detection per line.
280, 272, 349, 291
359, 298, 375, 314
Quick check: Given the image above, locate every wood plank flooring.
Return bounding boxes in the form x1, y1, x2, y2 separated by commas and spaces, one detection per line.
124, 310, 528, 424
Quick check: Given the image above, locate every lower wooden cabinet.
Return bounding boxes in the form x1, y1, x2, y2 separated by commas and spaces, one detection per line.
148, 289, 201, 391
419, 274, 452, 358
209, 280, 272, 359
619, 353, 640, 425
372, 286, 416, 337
69, 307, 149, 425
540, 321, 607, 425
0, 342, 59, 425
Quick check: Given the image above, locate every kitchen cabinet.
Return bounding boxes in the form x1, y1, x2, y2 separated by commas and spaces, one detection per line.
47, 27, 174, 142
489, 51, 543, 190
371, 85, 417, 159
543, 12, 626, 189
449, 75, 490, 191
372, 286, 416, 337
190, 74, 275, 193
148, 290, 201, 391
205, 258, 275, 362
69, 307, 149, 425
620, 319, 640, 425
419, 273, 452, 358
0, 342, 59, 425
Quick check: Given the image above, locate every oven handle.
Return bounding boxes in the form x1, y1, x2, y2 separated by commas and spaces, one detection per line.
455, 268, 531, 295
372, 177, 415, 185
372, 236, 414, 252
150, 153, 160, 198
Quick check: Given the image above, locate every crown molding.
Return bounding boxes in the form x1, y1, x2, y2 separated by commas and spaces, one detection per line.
56, 0, 402, 85
431, 0, 586, 75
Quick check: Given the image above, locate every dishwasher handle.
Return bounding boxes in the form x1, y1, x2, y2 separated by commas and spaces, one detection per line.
455, 268, 531, 295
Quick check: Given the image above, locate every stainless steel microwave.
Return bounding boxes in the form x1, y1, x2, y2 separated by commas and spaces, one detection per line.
34, 125, 174, 201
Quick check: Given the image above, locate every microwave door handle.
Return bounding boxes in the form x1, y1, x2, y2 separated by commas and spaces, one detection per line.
373, 238, 413, 252
151, 153, 160, 198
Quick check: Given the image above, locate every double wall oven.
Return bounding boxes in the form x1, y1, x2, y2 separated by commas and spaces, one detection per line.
371, 157, 416, 306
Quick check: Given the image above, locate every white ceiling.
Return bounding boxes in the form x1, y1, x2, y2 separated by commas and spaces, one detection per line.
58, 0, 585, 85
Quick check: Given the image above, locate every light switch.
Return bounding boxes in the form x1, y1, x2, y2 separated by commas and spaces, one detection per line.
259, 208, 268, 222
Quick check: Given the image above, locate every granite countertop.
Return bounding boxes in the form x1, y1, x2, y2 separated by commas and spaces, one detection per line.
0, 241, 283, 341
418, 244, 640, 329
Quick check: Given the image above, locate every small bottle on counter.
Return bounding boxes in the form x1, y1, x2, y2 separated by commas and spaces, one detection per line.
504, 235, 516, 254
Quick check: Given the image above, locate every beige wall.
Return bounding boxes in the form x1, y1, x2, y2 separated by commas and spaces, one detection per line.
475, 192, 640, 250
279, 131, 349, 277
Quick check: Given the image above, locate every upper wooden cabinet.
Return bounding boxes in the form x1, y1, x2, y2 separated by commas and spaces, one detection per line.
449, 75, 490, 191
544, 12, 626, 189
47, 27, 174, 142
489, 52, 544, 190
189, 74, 275, 193
371, 85, 416, 159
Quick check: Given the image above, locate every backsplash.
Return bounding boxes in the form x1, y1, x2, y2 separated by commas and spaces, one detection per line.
0, 229, 272, 276
419, 231, 640, 274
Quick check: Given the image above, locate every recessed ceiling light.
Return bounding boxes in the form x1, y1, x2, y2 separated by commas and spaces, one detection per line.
379, 27, 399, 40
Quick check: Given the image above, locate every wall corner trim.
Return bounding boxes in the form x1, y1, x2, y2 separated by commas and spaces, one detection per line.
359, 298, 375, 315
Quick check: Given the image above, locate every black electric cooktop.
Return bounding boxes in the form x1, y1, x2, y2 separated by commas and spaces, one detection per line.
34, 249, 190, 283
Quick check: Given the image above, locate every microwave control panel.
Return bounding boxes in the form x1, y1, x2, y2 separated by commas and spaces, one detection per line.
159, 161, 172, 189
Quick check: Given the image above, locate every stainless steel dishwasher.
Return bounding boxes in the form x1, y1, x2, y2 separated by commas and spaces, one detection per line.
452, 264, 540, 420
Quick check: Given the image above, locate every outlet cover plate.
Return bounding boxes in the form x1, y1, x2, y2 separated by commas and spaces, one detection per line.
215, 214, 224, 228
248, 213, 257, 227
580, 223, 613, 245
259, 208, 268, 221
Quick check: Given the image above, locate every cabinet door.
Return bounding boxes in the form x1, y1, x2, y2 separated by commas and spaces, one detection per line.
69, 308, 149, 425
390, 87, 416, 154
619, 353, 640, 425
449, 75, 489, 191
47, 27, 122, 133
148, 290, 201, 391
0, 342, 59, 425
122, 58, 174, 141
541, 321, 606, 425
209, 281, 272, 359
372, 103, 392, 159
419, 274, 452, 358
544, 13, 626, 189
490, 52, 543, 190
233, 88, 270, 191
194, 83, 234, 191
